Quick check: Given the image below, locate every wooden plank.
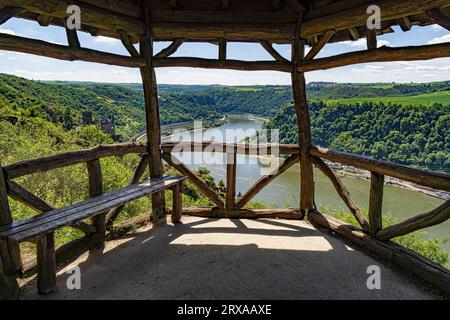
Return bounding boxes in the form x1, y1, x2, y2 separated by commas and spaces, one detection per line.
0, 6, 25, 25
376, 201, 450, 241
0, 33, 145, 68
310, 146, 450, 191
1, 177, 186, 242
4, 142, 147, 180
304, 29, 335, 60
36, 232, 56, 294
154, 39, 184, 58
226, 152, 237, 211
308, 210, 450, 295
292, 20, 315, 218
161, 141, 300, 155
7, 181, 95, 234
426, 8, 450, 31
236, 154, 300, 208
366, 27, 377, 50
181, 207, 302, 220
171, 183, 183, 223
106, 154, 149, 226
0, 163, 20, 272
87, 160, 106, 239
259, 40, 289, 63
311, 156, 369, 232
153, 57, 293, 72
162, 153, 225, 209
369, 172, 384, 236
299, 43, 450, 72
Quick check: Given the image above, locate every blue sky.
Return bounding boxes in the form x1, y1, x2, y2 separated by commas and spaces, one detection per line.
0, 18, 449, 85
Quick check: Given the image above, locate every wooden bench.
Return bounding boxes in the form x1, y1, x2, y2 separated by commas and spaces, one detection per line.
0, 175, 186, 294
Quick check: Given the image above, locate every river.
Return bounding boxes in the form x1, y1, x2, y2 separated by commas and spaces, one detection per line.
164, 115, 449, 252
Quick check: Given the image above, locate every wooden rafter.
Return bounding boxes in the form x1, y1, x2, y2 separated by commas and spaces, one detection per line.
299, 42, 450, 72
65, 27, 80, 48
366, 27, 377, 50
259, 41, 289, 63
36, 14, 52, 27
154, 39, 184, 58
426, 8, 450, 31
304, 29, 335, 60
118, 30, 140, 58
0, 6, 25, 25
398, 16, 412, 31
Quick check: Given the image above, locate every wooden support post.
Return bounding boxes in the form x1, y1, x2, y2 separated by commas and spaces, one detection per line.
140, 2, 165, 222
36, 232, 56, 294
0, 239, 19, 299
65, 27, 80, 48
369, 172, 384, 236
87, 159, 106, 239
171, 183, 183, 223
366, 28, 377, 50
0, 162, 21, 273
219, 38, 227, 61
292, 15, 314, 219
226, 152, 237, 211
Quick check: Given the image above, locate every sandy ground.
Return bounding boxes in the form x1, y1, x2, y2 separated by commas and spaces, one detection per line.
21, 217, 439, 300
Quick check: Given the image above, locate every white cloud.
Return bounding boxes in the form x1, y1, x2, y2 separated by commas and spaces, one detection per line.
0, 29, 16, 35
339, 38, 390, 48
428, 34, 450, 44
93, 36, 120, 44
431, 24, 445, 31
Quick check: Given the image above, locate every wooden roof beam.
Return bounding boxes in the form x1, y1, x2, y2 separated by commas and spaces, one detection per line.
285, 0, 306, 11
154, 39, 185, 58
36, 14, 53, 27
118, 30, 140, 58
0, 6, 25, 25
0, 33, 145, 67
65, 27, 80, 48
299, 42, 450, 72
347, 27, 360, 41
398, 16, 413, 31
426, 8, 450, 31
259, 41, 290, 63
304, 29, 335, 60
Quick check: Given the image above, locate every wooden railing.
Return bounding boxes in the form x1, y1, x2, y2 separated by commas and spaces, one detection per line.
1, 141, 449, 292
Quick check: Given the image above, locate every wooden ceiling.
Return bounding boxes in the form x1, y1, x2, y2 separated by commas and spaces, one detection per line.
1, 0, 449, 45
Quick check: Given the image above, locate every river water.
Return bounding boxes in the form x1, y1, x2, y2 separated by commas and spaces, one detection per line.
165, 115, 449, 252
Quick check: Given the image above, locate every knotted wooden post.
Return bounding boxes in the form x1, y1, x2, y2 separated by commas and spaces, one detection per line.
0, 161, 20, 299
292, 15, 315, 219
87, 159, 106, 240
140, 2, 166, 222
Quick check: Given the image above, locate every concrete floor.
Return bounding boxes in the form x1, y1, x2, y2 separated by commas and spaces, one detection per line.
22, 216, 439, 300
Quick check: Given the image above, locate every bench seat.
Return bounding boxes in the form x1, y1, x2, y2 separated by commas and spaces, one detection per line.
0, 175, 186, 243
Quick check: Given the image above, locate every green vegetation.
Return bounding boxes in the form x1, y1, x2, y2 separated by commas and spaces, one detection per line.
265, 101, 450, 172
322, 207, 449, 268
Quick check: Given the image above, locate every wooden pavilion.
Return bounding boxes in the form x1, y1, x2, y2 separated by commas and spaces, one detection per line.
0, 0, 449, 298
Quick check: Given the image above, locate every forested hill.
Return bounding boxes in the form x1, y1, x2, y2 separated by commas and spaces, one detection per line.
264, 101, 450, 172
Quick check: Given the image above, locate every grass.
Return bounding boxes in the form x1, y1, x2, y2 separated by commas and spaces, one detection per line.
322, 91, 450, 106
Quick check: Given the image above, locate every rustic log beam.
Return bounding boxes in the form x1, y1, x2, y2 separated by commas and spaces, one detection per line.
153, 57, 293, 72
4, 142, 147, 180
0, 33, 146, 68
308, 210, 450, 294
36, 232, 56, 294
398, 16, 412, 31
181, 207, 302, 220
299, 43, 450, 72
106, 154, 149, 226
87, 160, 106, 240
368, 172, 384, 236
162, 153, 225, 210
292, 15, 315, 218
226, 152, 237, 211
7, 181, 96, 235
118, 30, 140, 58
162, 141, 300, 156
154, 39, 184, 58
426, 8, 450, 31
236, 154, 300, 209
259, 41, 289, 63
366, 27, 377, 50
311, 156, 369, 232
304, 29, 335, 60
310, 146, 450, 192
140, 1, 166, 222
0, 0, 144, 37
376, 201, 450, 241
347, 27, 360, 41
218, 38, 227, 61
65, 27, 80, 48
0, 6, 25, 25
